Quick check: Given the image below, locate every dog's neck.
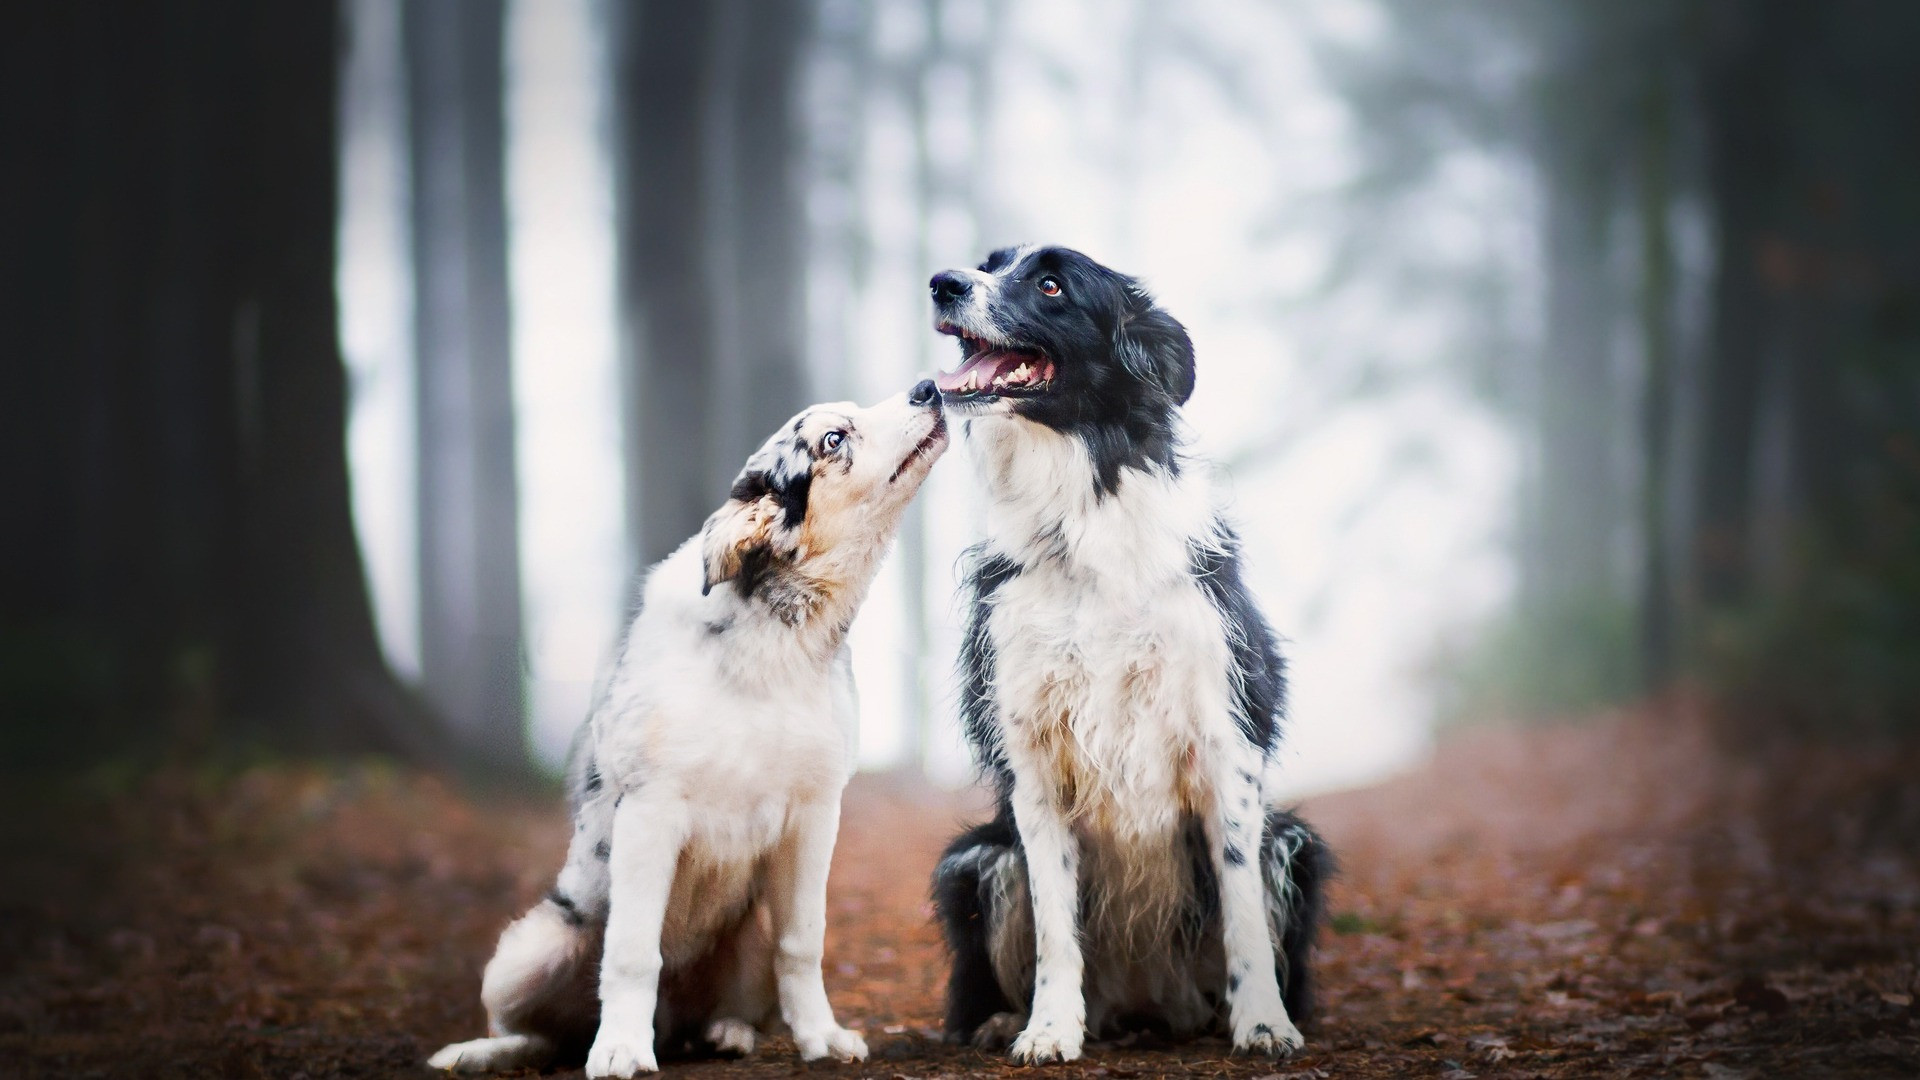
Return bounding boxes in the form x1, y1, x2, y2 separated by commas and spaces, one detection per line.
967, 415, 1213, 586
732, 536, 891, 658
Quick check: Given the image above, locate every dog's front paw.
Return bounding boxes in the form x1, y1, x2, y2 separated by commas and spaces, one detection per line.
793, 1024, 867, 1062
705, 1017, 758, 1056
1232, 1016, 1305, 1058
586, 1033, 659, 1077
1009, 1019, 1083, 1064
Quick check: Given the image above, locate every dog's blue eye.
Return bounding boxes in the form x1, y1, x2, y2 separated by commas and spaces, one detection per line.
1038, 276, 1062, 297
820, 430, 846, 453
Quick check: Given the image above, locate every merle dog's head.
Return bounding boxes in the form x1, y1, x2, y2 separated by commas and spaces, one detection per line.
701, 383, 948, 601
928, 246, 1195, 490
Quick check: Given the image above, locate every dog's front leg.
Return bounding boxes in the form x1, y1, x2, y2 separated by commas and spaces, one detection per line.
1009, 775, 1085, 1063
586, 794, 687, 1078
1209, 757, 1303, 1057
767, 797, 867, 1063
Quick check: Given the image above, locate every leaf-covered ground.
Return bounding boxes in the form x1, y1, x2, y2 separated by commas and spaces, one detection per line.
3, 712, 1917, 1079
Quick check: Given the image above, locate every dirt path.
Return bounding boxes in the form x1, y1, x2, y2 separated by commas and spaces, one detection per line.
4, 715, 1916, 1078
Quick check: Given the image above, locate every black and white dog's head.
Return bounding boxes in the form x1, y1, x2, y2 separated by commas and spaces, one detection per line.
929, 245, 1195, 491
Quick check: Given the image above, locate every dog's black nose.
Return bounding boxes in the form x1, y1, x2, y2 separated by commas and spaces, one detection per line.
909, 379, 940, 408
929, 270, 972, 304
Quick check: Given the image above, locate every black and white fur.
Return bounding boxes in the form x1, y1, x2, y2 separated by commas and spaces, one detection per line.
926, 247, 1331, 1062
430, 385, 949, 1077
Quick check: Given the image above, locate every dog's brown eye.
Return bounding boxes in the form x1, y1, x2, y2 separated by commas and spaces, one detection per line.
820, 430, 846, 453
1038, 276, 1062, 297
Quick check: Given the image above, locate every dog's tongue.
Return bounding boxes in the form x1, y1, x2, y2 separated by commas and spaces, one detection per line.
938, 349, 1047, 394
936, 352, 1007, 394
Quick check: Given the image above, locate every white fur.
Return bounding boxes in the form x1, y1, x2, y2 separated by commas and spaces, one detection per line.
431, 392, 945, 1075
964, 413, 1302, 1058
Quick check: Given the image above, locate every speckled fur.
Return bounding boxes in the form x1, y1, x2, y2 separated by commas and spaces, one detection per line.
431, 389, 947, 1077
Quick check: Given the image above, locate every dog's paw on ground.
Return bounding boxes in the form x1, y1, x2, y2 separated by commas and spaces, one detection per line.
972, 1010, 1027, 1050
704, 1018, 757, 1056
795, 1024, 868, 1062
1009, 1019, 1084, 1064
1231, 1017, 1304, 1058
586, 1034, 658, 1077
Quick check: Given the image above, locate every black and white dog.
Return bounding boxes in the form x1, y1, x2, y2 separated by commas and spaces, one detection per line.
431, 385, 949, 1077
927, 246, 1330, 1062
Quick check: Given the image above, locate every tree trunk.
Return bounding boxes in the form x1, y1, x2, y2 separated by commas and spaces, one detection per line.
404, 0, 526, 774
611, 1, 815, 569
710, 0, 814, 474
1688, 0, 1787, 615
0, 0, 449, 767
1635, 62, 1679, 692
1525, 138, 1621, 611
611, 0, 723, 568
898, 0, 949, 773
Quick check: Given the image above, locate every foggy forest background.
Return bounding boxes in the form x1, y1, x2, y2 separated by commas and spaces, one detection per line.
7, 0, 1918, 787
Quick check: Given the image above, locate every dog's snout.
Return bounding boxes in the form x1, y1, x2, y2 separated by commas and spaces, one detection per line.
909, 379, 940, 408
930, 271, 972, 305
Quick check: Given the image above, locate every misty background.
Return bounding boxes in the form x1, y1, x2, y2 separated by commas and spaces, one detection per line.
8, 0, 1916, 790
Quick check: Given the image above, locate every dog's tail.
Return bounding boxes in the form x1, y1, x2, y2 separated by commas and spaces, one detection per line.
1263, 808, 1333, 1027
430, 757, 615, 1072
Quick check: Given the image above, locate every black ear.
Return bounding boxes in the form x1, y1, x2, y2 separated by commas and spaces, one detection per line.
701, 482, 780, 596
700, 456, 810, 596
1115, 284, 1196, 404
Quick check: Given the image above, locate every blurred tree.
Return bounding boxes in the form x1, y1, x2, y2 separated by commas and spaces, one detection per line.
403, 0, 527, 775
611, 0, 816, 569
1686, 0, 1920, 731
0, 1, 450, 765
1327, 0, 1920, 731
1633, 56, 1681, 691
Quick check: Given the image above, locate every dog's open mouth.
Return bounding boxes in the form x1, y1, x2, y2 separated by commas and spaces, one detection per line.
935, 327, 1054, 400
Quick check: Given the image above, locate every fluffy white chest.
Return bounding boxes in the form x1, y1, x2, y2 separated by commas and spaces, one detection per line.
988, 560, 1234, 841
600, 678, 849, 822
590, 544, 860, 854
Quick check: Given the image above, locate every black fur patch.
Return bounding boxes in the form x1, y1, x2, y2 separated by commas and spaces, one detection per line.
730, 442, 814, 529
1265, 808, 1333, 1025
930, 813, 1022, 1038
957, 548, 1023, 794
715, 432, 819, 599
548, 889, 586, 928
1189, 527, 1287, 751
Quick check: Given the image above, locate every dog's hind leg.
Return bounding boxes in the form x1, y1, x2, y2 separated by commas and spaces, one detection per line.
932, 813, 1042, 1050
701, 899, 779, 1056
1261, 809, 1331, 1026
